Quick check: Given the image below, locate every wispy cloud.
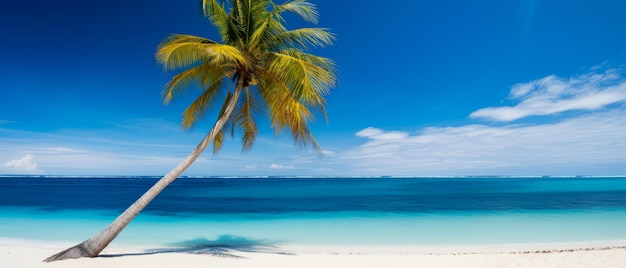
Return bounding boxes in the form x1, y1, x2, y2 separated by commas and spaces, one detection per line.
239, 163, 295, 171
44, 147, 88, 153
470, 68, 626, 121
356, 127, 409, 140
0, 119, 304, 176
268, 163, 294, 170
241, 164, 257, 171
341, 109, 626, 175
0, 119, 206, 175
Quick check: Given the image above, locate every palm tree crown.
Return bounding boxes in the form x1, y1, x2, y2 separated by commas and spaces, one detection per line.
157, 0, 336, 153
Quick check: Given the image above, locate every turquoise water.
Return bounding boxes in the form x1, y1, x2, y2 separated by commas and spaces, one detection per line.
1, 177, 626, 247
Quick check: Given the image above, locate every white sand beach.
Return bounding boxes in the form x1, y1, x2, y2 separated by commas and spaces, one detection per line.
2, 238, 626, 268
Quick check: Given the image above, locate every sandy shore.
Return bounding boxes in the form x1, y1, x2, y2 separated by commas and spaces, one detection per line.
2, 239, 626, 268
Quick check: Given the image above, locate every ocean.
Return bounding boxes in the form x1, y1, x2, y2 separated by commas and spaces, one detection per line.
1, 176, 626, 248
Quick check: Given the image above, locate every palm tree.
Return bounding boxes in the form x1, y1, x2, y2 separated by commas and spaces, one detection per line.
44, 0, 335, 262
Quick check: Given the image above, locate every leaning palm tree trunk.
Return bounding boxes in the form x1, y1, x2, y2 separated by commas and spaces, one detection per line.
44, 86, 243, 262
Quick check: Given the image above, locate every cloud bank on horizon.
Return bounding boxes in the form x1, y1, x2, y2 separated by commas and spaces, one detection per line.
1, 67, 626, 176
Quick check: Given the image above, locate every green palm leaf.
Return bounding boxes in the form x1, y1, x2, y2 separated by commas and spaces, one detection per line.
234, 87, 260, 151
274, 28, 335, 50
274, 0, 319, 24
156, 35, 217, 70
180, 78, 226, 129
266, 51, 335, 110
162, 64, 233, 104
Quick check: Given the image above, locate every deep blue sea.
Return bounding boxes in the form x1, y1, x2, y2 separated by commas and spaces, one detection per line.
1, 176, 626, 247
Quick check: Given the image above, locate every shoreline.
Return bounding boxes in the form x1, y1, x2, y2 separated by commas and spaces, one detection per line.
3, 238, 626, 267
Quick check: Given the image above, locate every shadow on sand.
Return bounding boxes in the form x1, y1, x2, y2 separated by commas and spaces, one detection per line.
99, 235, 292, 259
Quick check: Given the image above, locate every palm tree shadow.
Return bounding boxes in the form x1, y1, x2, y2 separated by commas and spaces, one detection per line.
99, 235, 292, 259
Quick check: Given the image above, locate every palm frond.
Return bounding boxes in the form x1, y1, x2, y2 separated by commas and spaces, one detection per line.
202, 43, 251, 66
248, 16, 273, 50
181, 78, 226, 129
212, 126, 225, 154
229, 0, 270, 47
202, 0, 242, 45
234, 87, 260, 151
273, 28, 335, 50
161, 67, 200, 105
211, 90, 237, 153
249, 15, 286, 51
162, 64, 232, 105
259, 74, 321, 152
275, 0, 319, 24
279, 49, 336, 75
156, 34, 218, 70
213, 118, 235, 154
266, 51, 335, 110
202, 0, 228, 20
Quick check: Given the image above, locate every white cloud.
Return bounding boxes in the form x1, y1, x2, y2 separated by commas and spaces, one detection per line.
45, 147, 88, 153
355, 127, 409, 140
239, 163, 300, 172
2, 154, 43, 173
321, 150, 336, 155
0, 118, 214, 175
342, 109, 626, 176
241, 164, 257, 171
471, 68, 626, 121
268, 163, 294, 170
355, 127, 384, 137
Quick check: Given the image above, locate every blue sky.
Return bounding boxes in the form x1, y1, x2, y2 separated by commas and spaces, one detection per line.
1, 0, 626, 176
